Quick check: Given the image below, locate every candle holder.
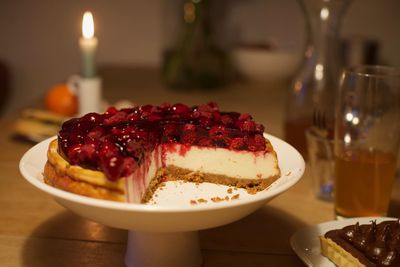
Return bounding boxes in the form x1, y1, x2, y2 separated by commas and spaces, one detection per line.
68, 75, 102, 115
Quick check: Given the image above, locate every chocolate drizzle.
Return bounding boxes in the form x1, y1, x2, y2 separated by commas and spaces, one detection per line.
325, 220, 400, 267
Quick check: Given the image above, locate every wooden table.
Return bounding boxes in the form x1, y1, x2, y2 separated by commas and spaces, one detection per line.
1, 69, 399, 266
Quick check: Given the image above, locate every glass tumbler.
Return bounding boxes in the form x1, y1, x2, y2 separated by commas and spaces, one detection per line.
306, 128, 335, 201
334, 65, 400, 219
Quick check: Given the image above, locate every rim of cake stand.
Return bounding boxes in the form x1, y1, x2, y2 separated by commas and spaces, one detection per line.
20, 134, 304, 213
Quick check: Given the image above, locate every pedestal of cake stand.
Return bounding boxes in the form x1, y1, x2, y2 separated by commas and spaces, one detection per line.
125, 231, 202, 267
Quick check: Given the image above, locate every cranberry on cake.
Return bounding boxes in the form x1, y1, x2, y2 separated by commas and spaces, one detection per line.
320, 220, 400, 267
44, 102, 281, 203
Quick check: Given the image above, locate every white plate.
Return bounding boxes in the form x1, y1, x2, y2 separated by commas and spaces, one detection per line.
19, 134, 305, 232
290, 217, 398, 267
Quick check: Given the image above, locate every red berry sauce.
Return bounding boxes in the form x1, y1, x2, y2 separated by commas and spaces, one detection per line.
58, 102, 266, 181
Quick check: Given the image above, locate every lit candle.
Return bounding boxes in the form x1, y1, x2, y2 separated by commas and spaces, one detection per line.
79, 11, 98, 78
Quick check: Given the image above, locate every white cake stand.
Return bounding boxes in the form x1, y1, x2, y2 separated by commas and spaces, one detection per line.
20, 134, 305, 267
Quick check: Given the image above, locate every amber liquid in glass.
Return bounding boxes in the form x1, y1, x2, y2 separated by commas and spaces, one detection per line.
334, 150, 397, 218
284, 118, 310, 158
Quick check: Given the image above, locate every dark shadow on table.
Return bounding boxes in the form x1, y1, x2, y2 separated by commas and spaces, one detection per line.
200, 205, 306, 266
21, 210, 127, 267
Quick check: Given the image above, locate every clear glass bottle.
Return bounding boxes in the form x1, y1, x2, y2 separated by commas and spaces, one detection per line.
284, 0, 350, 157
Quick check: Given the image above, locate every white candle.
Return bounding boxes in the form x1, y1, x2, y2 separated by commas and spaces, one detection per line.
79, 11, 98, 78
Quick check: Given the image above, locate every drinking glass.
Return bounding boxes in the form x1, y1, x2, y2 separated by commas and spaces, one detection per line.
334, 65, 400, 219
306, 128, 334, 201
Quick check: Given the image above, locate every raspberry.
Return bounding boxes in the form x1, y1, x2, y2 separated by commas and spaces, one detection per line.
146, 114, 162, 122
98, 142, 123, 180
66, 142, 97, 165
99, 134, 116, 144
87, 126, 105, 140
105, 107, 118, 116
198, 117, 213, 127
171, 103, 191, 115
234, 120, 244, 130
221, 114, 234, 126
241, 120, 256, 132
99, 141, 119, 158
209, 125, 227, 137
140, 104, 153, 113
99, 154, 124, 181
238, 113, 252, 121
150, 105, 162, 114
104, 111, 128, 125
128, 127, 147, 140
81, 112, 103, 124
245, 138, 257, 152
61, 118, 79, 130
163, 136, 179, 143
197, 104, 212, 113
213, 136, 230, 148
80, 143, 98, 163
111, 126, 123, 135
198, 102, 219, 112
191, 110, 201, 119
181, 123, 197, 145
120, 107, 135, 114
121, 157, 138, 177
181, 131, 197, 145
119, 126, 138, 135
183, 123, 196, 132
160, 102, 171, 110
255, 123, 265, 133
162, 123, 179, 137
230, 137, 245, 150
67, 144, 83, 164
245, 134, 265, 151
207, 102, 219, 111
128, 113, 141, 121
74, 119, 93, 132
197, 137, 212, 147
208, 125, 230, 148
69, 130, 85, 144
253, 134, 266, 150
126, 139, 144, 159
212, 111, 221, 122
140, 111, 150, 118
84, 135, 100, 148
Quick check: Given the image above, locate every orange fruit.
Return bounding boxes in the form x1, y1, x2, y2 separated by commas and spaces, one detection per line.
45, 83, 78, 116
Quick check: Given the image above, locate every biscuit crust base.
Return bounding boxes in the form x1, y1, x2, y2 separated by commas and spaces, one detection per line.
320, 236, 366, 267
44, 161, 126, 202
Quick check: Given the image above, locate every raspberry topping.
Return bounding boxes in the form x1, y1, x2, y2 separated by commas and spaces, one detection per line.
58, 102, 267, 181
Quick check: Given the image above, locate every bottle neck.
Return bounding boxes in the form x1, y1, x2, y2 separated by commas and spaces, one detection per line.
301, 0, 350, 69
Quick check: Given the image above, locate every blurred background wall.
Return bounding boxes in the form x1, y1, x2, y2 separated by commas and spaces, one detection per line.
0, 0, 399, 116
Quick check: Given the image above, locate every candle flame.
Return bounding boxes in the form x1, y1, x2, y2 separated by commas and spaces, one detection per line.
82, 11, 94, 39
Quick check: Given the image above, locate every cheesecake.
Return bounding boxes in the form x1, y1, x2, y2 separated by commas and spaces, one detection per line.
44, 102, 281, 203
